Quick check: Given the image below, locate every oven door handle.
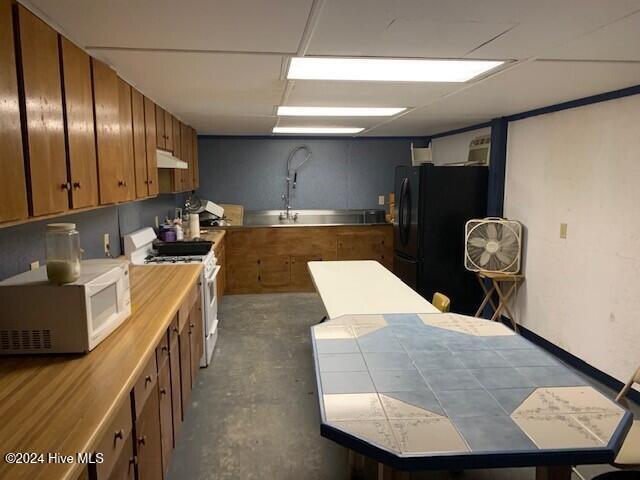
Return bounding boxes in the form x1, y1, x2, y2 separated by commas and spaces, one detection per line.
205, 265, 221, 284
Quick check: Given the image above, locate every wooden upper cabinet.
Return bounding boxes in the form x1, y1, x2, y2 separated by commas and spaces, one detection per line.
183, 123, 192, 192
155, 105, 165, 149
0, 0, 28, 223
117, 78, 135, 201
172, 117, 181, 159
164, 110, 173, 151
192, 127, 199, 190
143, 97, 158, 196
60, 37, 98, 209
91, 58, 122, 205
131, 88, 148, 199
16, 5, 68, 216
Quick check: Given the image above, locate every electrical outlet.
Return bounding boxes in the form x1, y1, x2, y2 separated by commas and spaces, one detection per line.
378, 195, 385, 206
560, 223, 568, 239
103, 233, 110, 255
30, 260, 40, 270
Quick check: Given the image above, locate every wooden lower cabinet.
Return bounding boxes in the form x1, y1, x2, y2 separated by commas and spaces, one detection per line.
135, 386, 163, 480
107, 435, 135, 480
90, 281, 202, 480
214, 239, 226, 299
225, 225, 393, 294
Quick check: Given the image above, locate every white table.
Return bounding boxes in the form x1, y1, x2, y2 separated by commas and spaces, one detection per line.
308, 260, 439, 319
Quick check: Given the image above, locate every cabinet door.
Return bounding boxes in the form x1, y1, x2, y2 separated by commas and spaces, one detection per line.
216, 242, 226, 299
117, 78, 135, 201
291, 254, 322, 290
191, 127, 200, 189
178, 328, 191, 420
135, 387, 163, 480
180, 122, 192, 192
164, 111, 173, 151
169, 327, 182, 445
60, 37, 98, 209
172, 117, 181, 159
131, 88, 148, 198
143, 97, 158, 196
92, 59, 122, 205
0, 0, 28, 223
155, 105, 165, 149
17, 5, 68, 216
105, 435, 135, 480
158, 358, 173, 477
337, 233, 386, 263
93, 397, 133, 480
258, 255, 291, 287
188, 298, 203, 385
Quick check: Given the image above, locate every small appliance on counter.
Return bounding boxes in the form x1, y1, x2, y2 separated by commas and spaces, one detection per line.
198, 200, 225, 226
0, 259, 131, 354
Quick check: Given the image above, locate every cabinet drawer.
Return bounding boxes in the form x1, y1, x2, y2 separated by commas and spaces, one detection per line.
133, 355, 158, 419
156, 330, 170, 369
94, 398, 133, 479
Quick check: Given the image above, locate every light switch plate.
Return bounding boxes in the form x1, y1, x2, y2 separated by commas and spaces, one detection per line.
560, 223, 568, 239
30, 260, 40, 270
103, 233, 110, 255
378, 195, 385, 206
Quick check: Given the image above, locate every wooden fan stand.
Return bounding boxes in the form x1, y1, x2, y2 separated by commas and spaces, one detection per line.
474, 271, 524, 332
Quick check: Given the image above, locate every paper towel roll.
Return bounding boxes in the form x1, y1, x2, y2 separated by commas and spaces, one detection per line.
189, 214, 200, 239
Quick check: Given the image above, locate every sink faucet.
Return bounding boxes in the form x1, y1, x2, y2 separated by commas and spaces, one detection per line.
281, 145, 311, 220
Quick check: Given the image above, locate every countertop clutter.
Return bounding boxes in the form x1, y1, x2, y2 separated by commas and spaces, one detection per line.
0, 264, 201, 480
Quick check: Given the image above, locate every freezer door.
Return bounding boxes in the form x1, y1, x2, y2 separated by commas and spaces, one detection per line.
393, 166, 420, 259
393, 254, 419, 291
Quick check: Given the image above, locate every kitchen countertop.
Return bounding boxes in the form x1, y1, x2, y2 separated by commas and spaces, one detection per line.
0, 264, 202, 480
311, 312, 632, 470
216, 222, 392, 229
308, 260, 440, 319
199, 228, 226, 247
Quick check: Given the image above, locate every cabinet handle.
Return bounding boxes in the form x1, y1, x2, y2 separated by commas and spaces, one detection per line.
61, 182, 71, 191
144, 375, 152, 384
114, 429, 124, 441
190, 323, 195, 328
161, 345, 168, 352
73, 182, 81, 189
173, 327, 179, 334
160, 388, 167, 395
118, 180, 124, 187
149, 179, 153, 184
138, 436, 146, 446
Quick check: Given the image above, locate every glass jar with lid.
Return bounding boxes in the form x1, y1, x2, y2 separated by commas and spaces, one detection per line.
46, 223, 81, 284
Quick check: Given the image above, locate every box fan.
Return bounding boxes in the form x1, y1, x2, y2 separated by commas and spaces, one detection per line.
465, 218, 522, 274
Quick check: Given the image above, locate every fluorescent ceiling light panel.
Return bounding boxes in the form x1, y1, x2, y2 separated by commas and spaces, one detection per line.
273, 126, 364, 135
288, 57, 504, 82
277, 106, 406, 116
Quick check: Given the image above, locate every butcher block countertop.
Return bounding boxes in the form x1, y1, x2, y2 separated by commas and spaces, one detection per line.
199, 228, 225, 247
0, 264, 202, 480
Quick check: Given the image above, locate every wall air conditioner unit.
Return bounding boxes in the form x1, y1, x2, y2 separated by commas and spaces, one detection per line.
467, 134, 491, 166
411, 143, 433, 166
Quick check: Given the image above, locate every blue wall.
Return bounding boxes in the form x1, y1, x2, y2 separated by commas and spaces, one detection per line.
0, 194, 185, 281
196, 137, 424, 210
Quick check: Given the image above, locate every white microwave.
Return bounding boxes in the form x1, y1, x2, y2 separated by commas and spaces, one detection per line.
0, 259, 131, 354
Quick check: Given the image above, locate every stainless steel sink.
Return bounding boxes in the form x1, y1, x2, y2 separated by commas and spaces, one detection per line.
242, 209, 387, 227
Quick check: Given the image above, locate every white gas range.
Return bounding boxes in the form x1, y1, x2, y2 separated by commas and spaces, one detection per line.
123, 228, 220, 367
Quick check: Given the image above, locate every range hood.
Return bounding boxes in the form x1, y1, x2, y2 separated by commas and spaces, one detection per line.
156, 149, 188, 169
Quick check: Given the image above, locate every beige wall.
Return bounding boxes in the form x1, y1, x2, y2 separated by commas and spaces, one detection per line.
504, 94, 640, 389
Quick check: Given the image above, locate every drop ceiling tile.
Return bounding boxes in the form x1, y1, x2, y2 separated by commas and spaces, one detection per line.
28, 0, 313, 52
544, 11, 640, 61
189, 115, 276, 135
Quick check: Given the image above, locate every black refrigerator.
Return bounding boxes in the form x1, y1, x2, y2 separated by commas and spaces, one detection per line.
393, 164, 488, 315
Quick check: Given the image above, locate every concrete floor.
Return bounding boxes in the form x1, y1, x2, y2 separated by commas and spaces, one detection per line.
168, 293, 637, 480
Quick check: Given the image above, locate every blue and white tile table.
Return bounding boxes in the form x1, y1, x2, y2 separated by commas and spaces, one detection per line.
311, 313, 633, 479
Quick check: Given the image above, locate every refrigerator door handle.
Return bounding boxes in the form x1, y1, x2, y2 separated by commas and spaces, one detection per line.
399, 177, 411, 245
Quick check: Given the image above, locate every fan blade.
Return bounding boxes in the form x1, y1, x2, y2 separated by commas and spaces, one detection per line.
495, 251, 511, 265
469, 237, 487, 248
479, 251, 491, 266
501, 234, 516, 247
487, 223, 497, 240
